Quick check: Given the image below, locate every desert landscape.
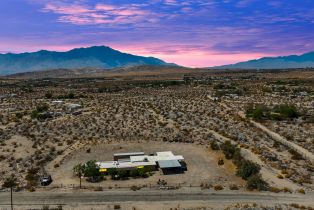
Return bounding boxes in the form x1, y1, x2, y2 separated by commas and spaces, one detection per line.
0, 68, 313, 209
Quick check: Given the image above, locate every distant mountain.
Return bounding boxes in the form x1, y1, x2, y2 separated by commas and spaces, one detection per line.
215, 51, 314, 69
0, 46, 174, 75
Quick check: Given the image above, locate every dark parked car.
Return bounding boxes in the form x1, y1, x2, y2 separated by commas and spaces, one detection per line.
40, 175, 52, 186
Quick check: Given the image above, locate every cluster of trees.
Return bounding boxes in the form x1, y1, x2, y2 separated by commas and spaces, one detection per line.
246, 104, 299, 121
107, 167, 151, 180
25, 167, 39, 190
73, 160, 152, 183
45, 91, 85, 99
31, 103, 51, 120
74, 161, 101, 178
213, 83, 247, 97
220, 141, 269, 191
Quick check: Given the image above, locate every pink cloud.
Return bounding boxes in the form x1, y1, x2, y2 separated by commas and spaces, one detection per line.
43, 3, 92, 15
40, 2, 156, 26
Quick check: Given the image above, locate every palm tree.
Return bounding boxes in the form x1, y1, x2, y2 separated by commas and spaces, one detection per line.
2, 175, 18, 210
73, 163, 84, 189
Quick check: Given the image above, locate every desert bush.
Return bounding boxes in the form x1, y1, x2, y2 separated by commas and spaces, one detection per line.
200, 183, 212, 189
221, 141, 236, 159
297, 188, 305, 194
210, 141, 220, 150
229, 184, 239, 190
246, 175, 268, 191
236, 160, 261, 180
277, 174, 284, 179
283, 187, 292, 193
94, 186, 103, 191
218, 158, 224, 165
25, 167, 39, 188
130, 185, 141, 191
269, 187, 281, 193
113, 204, 121, 209
214, 185, 223, 191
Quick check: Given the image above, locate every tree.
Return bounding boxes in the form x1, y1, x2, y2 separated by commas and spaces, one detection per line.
273, 104, 299, 119
232, 148, 243, 167
2, 175, 18, 210
236, 160, 261, 180
210, 141, 220, 150
107, 168, 118, 179
45, 92, 53, 99
82, 160, 100, 178
246, 174, 269, 191
68, 92, 75, 99
251, 107, 264, 120
73, 163, 85, 189
221, 141, 236, 159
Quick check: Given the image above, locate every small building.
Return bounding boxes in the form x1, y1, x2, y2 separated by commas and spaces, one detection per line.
65, 103, 82, 113
158, 160, 183, 175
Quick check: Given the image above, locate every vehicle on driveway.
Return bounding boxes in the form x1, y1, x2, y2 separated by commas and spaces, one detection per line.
40, 175, 52, 186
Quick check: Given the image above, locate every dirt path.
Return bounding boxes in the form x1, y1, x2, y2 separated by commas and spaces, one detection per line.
238, 111, 314, 162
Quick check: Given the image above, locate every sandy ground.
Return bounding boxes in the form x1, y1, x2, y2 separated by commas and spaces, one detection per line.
46, 142, 245, 189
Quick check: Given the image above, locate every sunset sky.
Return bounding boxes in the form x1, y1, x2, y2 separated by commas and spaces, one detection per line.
1, 0, 314, 67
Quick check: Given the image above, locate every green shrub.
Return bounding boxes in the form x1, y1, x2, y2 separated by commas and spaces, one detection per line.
236, 160, 261, 180
246, 174, 269, 191
232, 148, 243, 166
210, 141, 220, 150
76, 160, 100, 178
221, 141, 236, 159
272, 104, 298, 119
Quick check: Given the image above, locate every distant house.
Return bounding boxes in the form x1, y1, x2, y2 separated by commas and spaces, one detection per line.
52, 100, 64, 104
97, 151, 186, 175
65, 103, 82, 113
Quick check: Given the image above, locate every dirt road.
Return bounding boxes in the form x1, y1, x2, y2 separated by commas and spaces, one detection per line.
0, 190, 313, 207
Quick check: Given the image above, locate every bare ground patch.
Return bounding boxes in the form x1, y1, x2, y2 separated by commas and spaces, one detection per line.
46, 141, 245, 189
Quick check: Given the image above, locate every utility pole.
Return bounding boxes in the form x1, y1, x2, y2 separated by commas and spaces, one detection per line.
79, 171, 82, 189
10, 186, 13, 210
74, 163, 84, 189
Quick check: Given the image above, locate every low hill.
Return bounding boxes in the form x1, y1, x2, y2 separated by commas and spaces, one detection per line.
6, 66, 198, 79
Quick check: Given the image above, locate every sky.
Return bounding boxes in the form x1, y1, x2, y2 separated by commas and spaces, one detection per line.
0, 0, 314, 67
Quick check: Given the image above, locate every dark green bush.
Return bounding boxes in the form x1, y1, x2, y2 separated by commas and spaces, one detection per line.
246, 174, 269, 191
210, 141, 220, 150
221, 141, 236, 159
236, 160, 261, 180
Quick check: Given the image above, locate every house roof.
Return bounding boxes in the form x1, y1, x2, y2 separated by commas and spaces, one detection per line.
114, 152, 144, 157
130, 151, 184, 163
97, 160, 156, 169
158, 160, 182, 169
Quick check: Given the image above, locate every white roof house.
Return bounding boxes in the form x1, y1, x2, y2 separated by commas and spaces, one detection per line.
97, 151, 184, 170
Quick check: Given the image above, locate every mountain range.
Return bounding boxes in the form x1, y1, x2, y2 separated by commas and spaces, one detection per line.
1, 46, 314, 75
0, 46, 173, 75
216, 51, 314, 69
